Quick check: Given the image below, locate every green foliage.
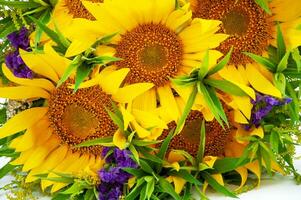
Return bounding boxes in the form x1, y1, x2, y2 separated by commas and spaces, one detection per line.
172, 48, 233, 128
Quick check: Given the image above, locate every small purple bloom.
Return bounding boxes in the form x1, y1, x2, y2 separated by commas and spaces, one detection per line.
7, 27, 30, 51
5, 51, 33, 79
247, 93, 293, 128
98, 148, 138, 200
5, 27, 33, 79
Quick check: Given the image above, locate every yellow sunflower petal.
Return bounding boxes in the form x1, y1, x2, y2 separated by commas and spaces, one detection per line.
132, 89, 157, 111
157, 85, 180, 122
99, 68, 130, 95
246, 64, 281, 98
250, 126, 264, 138
22, 135, 59, 171
113, 83, 154, 103
25, 145, 68, 183
235, 167, 248, 191
271, 0, 301, 22
2, 64, 55, 92
113, 129, 127, 150
19, 49, 59, 82
10, 118, 51, 152
131, 121, 151, 138
167, 151, 186, 163
0, 107, 48, 139
65, 39, 95, 58
0, 86, 50, 100
172, 176, 186, 194
120, 105, 135, 129
232, 95, 252, 120
152, 0, 175, 24
132, 109, 168, 129
245, 161, 261, 186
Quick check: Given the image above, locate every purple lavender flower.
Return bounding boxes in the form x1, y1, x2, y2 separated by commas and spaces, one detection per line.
98, 148, 138, 200
7, 27, 30, 51
5, 27, 33, 79
248, 93, 292, 128
5, 51, 33, 78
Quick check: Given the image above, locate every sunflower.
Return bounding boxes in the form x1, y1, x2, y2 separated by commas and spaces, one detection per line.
188, 0, 297, 113
51, 0, 103, 31
0, 44, 154, 193
159, 97, 283, 193
190, 0, 301, 65
65, 0, 228, 124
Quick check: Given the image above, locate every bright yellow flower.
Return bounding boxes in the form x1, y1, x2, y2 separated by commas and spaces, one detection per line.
0, 44, 153, 193
65, 0, 228, 124
188, 0, 298, 110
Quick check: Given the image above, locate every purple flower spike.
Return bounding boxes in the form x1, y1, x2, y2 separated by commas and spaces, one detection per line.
5, 51, 33, 79
7, 27, 30, 51
98, 148, 138, 200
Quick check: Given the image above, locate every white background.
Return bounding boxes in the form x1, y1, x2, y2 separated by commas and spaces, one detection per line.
0, 146, 300, 199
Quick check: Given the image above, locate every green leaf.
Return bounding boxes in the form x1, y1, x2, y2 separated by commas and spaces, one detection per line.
277, 51, 290, 72
0, 0, 40, 9
244, 52, 276, 72
132, 139, 161, 147
106, 108, 124, 130
196, 120, 205, 171
74, 64, 92, 92
207, 47, 233, 76
292, 48, 301, 72
140, 159, 154, 174
158, 178, 181, 200
61, 182, 87, 194
139, 184, 147, 200
145, 177, 155, 200
75, 137, 113, 147
0, 163, 16, 179
202, 172, 238, 198
84, 189, 95, 200
35, 174, 74, 183
198, 50, 209, 80
276, 24, 286, 60
274, 73, 286, 95
260, 147, 272, 175
125, 178, 145, 200
138, 148, 163, 164
270, 131, 279, 153
53, 21, 71, 48
123, 168, 146, 178
34, 10, 51, 48
84, 56, 122, 65
213, 157, 250, 173
175, 86, 197, 134
170, 170, 202, 185
254, 0, 271, 14
0, 23, 16, 39
204, 79, 247, 96
157, 129, 174, 161
29, 16, 67, 51
129, 144, 140, 165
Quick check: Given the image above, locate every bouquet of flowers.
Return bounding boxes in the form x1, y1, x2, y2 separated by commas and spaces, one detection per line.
0, 0, 300, 199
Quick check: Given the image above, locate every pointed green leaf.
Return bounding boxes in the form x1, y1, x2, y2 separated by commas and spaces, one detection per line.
276, 24, 286, 60
202, 172, 238, 198
204, 79, 247, 96
158, 178, 181, 200
57, 55, 82, 87
29, 16, 67, 50
292, 48, 301, 72
207, 47, 233, 76
277, 51, 290, 72
198, 50, 209, 80
0, 0, 40, 9
175, 86, 198, 134
105, 108, 124, 130
244, 52, 276, 72
145, 177, 155, 200
255, 0, 272, 14
0, 163, 16, 179
75, 137, 113, 147
196, 120, 205, 171
74, 64, 92, 92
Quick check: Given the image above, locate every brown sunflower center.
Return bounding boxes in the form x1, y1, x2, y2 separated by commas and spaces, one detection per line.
48, 81, 117, 155
115, 23, 184, 87
222, 10, 248, 36
191, 0, 273, 65
158, 110, 234, 157
64, 0, 103, 20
